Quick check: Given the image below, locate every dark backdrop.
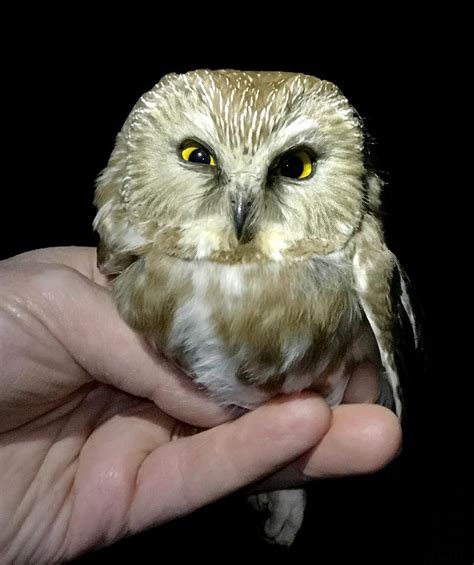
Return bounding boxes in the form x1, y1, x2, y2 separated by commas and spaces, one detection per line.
1, 32, 468, 564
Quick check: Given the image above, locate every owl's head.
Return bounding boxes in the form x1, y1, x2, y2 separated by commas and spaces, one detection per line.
95, 70, 373, 271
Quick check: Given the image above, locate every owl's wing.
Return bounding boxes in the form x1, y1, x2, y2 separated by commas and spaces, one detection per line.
94, 204, 151, 276
352, 195, 421, 418
93, 129, 152, 276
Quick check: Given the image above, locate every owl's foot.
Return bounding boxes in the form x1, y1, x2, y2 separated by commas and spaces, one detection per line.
248, 488, 306, 546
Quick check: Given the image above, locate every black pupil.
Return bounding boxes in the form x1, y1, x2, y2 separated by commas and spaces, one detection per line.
189, 147, 211, 165
280, 155, 304, 178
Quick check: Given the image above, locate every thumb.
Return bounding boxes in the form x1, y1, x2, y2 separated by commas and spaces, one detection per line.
127, 394, 332, 535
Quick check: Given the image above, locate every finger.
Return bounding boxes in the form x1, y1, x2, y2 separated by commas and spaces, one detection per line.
254, 404, 402, 491
303, 404, 401, 476
127, 394, 332, 534
343, 361, 380, 404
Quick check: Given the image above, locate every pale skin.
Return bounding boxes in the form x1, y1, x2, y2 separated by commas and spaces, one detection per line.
0, 247, 402, 563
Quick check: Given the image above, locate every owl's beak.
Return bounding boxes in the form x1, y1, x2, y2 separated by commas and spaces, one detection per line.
231, 193, 253, 242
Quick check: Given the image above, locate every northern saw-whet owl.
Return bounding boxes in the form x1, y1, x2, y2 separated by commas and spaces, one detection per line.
94, 69, 419, 546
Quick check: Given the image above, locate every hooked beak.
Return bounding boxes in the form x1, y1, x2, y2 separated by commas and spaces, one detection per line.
231, 193, 253, 242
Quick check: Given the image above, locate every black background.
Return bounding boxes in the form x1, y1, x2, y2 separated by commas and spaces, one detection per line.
1, 24, 469, 564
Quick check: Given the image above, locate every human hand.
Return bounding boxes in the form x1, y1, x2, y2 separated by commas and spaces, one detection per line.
0, 247, 401, 563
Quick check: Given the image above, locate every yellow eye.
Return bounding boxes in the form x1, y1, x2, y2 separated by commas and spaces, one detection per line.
181, 143, 216, 166
278, 150, 313, 180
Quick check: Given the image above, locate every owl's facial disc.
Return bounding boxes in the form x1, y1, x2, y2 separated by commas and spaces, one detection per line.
107, 70, 366, 264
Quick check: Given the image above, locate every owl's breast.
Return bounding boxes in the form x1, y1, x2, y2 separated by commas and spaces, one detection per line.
115, 251, 365, 407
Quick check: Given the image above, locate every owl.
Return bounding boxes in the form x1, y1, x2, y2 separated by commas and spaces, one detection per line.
93, 69, 419, 545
